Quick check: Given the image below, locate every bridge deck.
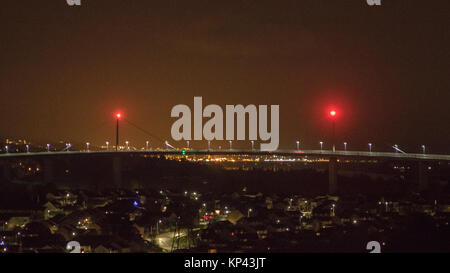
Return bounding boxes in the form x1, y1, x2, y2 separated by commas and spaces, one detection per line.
1, 150, 449, 161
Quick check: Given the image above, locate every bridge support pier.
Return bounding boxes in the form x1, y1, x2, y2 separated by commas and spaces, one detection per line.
113, 156, 122, 188
418, 161, 428, 191
329, 157, 338, 195
43, 158, 54, 184
1, 161, 11, 182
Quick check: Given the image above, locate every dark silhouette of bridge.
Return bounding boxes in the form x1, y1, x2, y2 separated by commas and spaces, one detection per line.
1, 149, 449, 194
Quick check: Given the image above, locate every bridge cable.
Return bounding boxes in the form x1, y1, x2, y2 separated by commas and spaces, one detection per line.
123, 118, 166, 146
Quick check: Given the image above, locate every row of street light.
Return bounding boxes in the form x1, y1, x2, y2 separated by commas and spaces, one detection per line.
4, 141, 428, 154
311, 141, 425, 154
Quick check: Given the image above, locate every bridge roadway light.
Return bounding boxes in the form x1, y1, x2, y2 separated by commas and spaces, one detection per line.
251, 140, 254, 151
229, 140, 232, 150
368, 143, 372, 152
26, 145, 29, 153
47, 144, 50, 152
125, 141, 129, 150
296, 141, 300, 150
421, 145, 426, 154
106, 141, 110, 150
344, 142, 347, 151
319, 141, 323, 151
146, 141, 149, 150
5, 145, 8, 153
66, 143, 71, 151
208, 140, 211, 150
86, 142, 90, 151
187, 140, 190, 149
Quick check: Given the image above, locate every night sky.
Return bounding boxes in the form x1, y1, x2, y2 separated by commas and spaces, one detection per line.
1, 0, 449, 153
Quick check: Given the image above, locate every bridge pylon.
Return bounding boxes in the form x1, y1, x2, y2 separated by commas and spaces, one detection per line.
1, 160, 11, 182
329, 157, 338, 195
113, 156, 122, 188
43, 158, 54, 184
418, 161, 428, 191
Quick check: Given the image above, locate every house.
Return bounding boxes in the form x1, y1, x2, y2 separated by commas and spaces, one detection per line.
43, 201, 63, 219
227, 210, 244, 225
75, 235, 133, 253
55, 224, 78, 241
0, 213, 31, 230
94, 244, 119, 253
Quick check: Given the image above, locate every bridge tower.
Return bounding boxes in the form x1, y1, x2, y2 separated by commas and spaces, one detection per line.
43, 158, 54, 184
329, 157, 338, 195
418, 161, 428, 191
1, 160, 11, 182
113, 156, 122, 188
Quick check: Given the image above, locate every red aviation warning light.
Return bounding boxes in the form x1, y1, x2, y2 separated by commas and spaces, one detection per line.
115, 112, 122, 152
328, 108, 338, 154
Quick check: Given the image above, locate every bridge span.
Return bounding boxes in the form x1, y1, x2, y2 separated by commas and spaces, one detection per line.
1, 149, 449, 161
1, 149, 449, 194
